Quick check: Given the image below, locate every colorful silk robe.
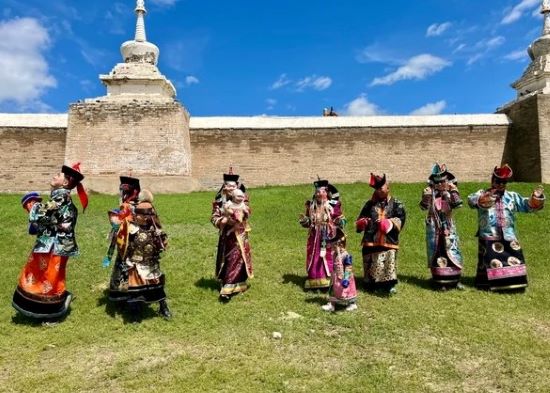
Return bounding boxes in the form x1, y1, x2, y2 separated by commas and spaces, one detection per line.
357, 196, 406, 290
108, 202, 136, 302
211, 194, 253, 296
12, 188, 79, 319
116, 203, 168, 303
420, 186, 463, 287
300, 198, 343, 289
328, 245, 357, 306
468, 189, 544, 290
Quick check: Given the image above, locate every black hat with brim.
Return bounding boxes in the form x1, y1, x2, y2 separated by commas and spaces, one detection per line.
62, 165, 84, 184
120, 176, 140, 189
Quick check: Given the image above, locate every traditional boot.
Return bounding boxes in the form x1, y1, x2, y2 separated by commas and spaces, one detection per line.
159, 299, 172, 319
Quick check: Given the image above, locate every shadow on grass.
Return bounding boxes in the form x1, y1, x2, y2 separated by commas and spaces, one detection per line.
400, 273, 479, 292
11, 309, 71, 326
305, 296, 328, 306
281, 274, 306, 291
460, 275, 476, 288
194, 277, 220, 292
399, 274, 433, 291
96, 289, 161, 324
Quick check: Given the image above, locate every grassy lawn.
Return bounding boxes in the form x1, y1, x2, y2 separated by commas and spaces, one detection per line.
0, 182, 549, 393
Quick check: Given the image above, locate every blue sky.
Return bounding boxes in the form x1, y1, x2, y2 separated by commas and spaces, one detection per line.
0, 0, 545, 116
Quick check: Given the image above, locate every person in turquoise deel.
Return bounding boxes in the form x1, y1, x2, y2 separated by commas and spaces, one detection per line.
468, 164, 544, 291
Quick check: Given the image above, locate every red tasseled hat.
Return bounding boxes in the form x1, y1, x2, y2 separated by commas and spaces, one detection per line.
492, 164, 513, 182
369, 173, 386, 189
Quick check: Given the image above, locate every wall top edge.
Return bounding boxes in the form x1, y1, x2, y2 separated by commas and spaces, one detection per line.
189, 114, 511, 129
0, 113, 68, 128
0, 113, 511, 130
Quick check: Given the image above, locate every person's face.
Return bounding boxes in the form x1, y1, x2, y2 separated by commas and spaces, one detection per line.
224, 181, 237, 194
375, 183, 389, 199
315, 187, 328, 202
434, 180, 448, 191
23, 200, 37, 212
51, 172, 67, 189
491, 178, 507, 192
232, 191, 245, 204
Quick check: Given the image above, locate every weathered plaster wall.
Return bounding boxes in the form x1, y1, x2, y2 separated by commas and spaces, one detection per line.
65, 101, 191, 176
0, 125, 66, 192
0, 113, 512, 193
190, 119, 510, 189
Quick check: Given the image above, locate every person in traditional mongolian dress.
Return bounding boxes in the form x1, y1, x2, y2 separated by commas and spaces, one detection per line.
321, 228, 358, 312
299, 179, 345, 290
468, 164, 544, 291
356, 173, 406, 295
420, 164, 464, 290
12, 163, 88, 320
211, 169, 253, 301
106, 176, 141, 303
116, 188, 171, 318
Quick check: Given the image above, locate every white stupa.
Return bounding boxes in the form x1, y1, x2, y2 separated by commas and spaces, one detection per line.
96, 0, 176, 101
512, 0, 550, 98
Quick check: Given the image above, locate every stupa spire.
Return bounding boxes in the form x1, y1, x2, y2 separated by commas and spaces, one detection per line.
135, 0, 147, 42
509, 0, 550, 98
543, 0, 550, 36
120, 0, 159, 65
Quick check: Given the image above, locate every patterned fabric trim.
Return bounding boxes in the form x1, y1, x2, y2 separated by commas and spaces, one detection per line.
487, 265, 527, 280
220, 282, 248, 295
329, 296, 357, 306
362, 241, 399, 250
304, 278, 331, 289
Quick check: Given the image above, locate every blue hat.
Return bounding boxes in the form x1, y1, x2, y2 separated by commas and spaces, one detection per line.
21, 192, 42, 207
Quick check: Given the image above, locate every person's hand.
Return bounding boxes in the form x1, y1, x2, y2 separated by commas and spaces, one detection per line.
355, 217, 369, 232
478, 191, 496, 208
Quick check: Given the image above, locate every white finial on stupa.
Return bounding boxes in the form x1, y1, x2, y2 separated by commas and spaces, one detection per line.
511, 0, 550, 98
135, 0, 147, 42
542, 0, 550, 36
120, 0, 159, 65
97, 0, 177, 101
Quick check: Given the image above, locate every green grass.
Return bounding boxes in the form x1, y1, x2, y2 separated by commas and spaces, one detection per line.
0, 182, 549, 393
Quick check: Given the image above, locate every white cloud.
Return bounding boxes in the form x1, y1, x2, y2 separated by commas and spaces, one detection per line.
149, 0, 180, 6
485, 36, 506, 49
371, 54, 451, 86
426, 22, 452, 37
0, 18, 56, 105
410, 100, 447, 116
504, 49, 527, 61
296, 75, 332, 91
356, 44, 401, 64
270, 73, 291, 90
341, 94, 382, 116
453, 43, 467, 53
271, 74, 332, 92
501, 0, 539, 24
266, 98, 277, 110
185, 75, 200, 86
466, 36, 506, 65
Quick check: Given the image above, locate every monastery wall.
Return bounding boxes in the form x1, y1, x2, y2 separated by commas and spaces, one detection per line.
190, 115, 511, 189
0, 113, 511, 193
0, 115, 67, 192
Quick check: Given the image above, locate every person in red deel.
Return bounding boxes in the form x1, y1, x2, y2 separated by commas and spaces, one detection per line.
12, 163, 88, 320
355, 173, 406, 295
